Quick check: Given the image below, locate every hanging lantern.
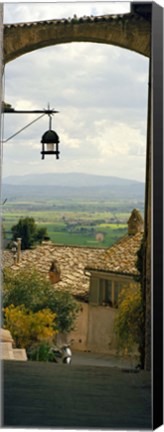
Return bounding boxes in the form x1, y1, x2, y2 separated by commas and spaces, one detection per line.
40, 113, 60, 159
41, 129, 60, 159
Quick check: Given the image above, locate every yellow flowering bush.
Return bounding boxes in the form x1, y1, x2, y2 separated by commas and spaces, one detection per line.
3, 304, 57, 351
3, 268, 79, 333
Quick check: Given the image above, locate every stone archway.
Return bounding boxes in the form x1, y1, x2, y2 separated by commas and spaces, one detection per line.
4, 4, 151, 64
3, 3, 152, 371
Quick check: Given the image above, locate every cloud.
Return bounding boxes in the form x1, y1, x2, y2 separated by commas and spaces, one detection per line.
4, 2, 130, 24
89, 120, 146, 156
3, 2, 148, 182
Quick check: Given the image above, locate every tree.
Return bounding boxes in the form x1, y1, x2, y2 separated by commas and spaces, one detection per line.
45, 289, 79, 333
3, 268, 79, 333
11, 217, 48, 250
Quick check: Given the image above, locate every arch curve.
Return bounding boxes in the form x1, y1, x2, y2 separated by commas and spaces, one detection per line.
4, 11, 151, 64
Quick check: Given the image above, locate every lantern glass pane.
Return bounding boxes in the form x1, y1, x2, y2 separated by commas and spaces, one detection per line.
47, 143, 54, 152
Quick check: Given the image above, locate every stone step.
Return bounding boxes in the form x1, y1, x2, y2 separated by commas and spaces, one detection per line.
0, 342, 15, 360
0, 342, 27, 361
0, 328, 27, 361
13, 349, 27, 361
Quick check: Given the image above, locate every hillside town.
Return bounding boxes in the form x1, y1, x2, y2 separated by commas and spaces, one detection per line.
1, 209, 143, 360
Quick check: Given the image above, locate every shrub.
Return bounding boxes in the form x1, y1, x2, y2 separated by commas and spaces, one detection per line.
3, 304, 57, 352
3, 268, 79, 333
28, 341, 57, 362
114, 286, 143, 356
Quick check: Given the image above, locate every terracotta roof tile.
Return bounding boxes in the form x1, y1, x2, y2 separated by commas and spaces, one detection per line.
4, 12, 138, 30
3, 243, 105, 299
3, 231, 143, 298
86, 232, 143, 275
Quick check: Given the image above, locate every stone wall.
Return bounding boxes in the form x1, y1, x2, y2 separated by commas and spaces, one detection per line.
0, 329, 27, 361
70, 301, 117, 354
4, 10, 151, 64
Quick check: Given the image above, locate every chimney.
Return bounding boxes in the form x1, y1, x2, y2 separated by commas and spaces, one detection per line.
49, 260, 61, 284
127, 209, 144, 236
10, 238, 22, 264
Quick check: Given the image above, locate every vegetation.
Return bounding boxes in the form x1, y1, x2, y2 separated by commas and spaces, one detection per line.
114, 286, 143, 357
3, 195, 144, 248
135, 237, 146, 369
11, 217, 48, 250
114, 237, 145, 368
3, 305, 57, 355
3, 200, 137, 248
2, 180, 145, 363
28, 340, 57, 362
3, 268, 79, 338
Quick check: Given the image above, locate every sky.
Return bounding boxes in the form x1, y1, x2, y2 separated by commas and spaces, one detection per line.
2, 1, 150, 182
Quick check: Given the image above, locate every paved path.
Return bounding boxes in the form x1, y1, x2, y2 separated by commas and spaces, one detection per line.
3, 360, 151, 429
72, 350, 138, 368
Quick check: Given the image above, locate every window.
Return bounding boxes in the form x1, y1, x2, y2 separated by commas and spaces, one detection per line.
89, 276, 130, 308
99, 279, 113, 306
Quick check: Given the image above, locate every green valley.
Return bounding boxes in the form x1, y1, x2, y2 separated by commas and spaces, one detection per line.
2, 173, 145, 248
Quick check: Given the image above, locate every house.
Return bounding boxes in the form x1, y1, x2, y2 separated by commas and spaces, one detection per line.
2, 209, 143, 354
82, 209, 144, 353
86, 209, 144, 307
2, 243, 106, 350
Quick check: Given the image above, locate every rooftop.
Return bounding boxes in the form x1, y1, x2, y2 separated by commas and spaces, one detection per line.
3, 244, 106, 300
85, 231, 143, 276
3, 209, 143, 299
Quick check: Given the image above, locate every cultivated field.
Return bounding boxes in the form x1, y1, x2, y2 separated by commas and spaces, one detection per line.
3, 197, 144, 248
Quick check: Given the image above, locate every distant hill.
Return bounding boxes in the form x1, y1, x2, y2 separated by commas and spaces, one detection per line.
2, 172, 145, 201
3, 172, 144, 187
